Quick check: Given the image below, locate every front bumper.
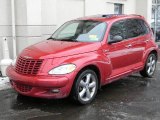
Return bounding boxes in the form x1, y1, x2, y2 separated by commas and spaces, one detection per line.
6, 66, 74, 99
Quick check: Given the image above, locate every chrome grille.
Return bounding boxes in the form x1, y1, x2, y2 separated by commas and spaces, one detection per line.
15, 56, 43, 75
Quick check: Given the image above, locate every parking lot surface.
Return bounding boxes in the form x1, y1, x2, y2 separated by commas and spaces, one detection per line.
0, 62, 160, 120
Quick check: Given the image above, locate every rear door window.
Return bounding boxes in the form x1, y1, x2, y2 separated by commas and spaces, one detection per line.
138, 19, 150, 34
125, 19, 141, 39
125, 19, 149, 39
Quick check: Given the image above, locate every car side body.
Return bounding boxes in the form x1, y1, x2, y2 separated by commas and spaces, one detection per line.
6, 14, 159, 104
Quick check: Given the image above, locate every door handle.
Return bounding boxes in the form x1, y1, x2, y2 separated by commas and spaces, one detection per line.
125, 44, 132, 48
103, 49, 109, 53
145, 40, 149, 43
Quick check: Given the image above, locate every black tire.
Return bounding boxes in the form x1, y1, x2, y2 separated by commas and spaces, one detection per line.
140, 53, 157, 78
71, 69, 98, 105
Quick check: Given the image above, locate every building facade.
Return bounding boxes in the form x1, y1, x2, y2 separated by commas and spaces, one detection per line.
0, 0, 156, 61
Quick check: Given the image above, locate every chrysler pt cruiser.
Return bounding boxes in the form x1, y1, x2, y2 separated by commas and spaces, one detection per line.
7, 14, 159, 104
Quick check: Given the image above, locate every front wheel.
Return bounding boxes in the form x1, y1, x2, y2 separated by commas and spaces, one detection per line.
140, 53, 157, 78
71, 69, 98, 105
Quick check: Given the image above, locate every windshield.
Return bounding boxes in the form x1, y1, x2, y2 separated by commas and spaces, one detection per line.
50, 20, 107, 42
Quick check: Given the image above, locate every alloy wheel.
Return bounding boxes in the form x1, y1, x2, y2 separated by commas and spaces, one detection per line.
78, 73, 97, 102
147, 55, 156, 76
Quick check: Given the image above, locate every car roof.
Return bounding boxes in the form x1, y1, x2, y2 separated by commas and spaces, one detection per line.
76, 14, 145, 23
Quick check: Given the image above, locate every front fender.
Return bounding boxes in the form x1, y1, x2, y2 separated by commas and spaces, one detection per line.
66, 51, 112, 85
40, 50, 112, 85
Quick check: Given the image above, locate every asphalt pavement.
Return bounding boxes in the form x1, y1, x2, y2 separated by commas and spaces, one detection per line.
0, 62, 160, 120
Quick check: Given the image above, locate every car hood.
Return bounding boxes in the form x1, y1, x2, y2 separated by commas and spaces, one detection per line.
20, 40, 102, 59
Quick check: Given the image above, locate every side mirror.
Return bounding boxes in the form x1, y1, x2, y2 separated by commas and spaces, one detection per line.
108, 35, 123, 44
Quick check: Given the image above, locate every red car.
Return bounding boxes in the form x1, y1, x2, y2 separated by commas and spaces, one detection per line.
7, 14, 159, 104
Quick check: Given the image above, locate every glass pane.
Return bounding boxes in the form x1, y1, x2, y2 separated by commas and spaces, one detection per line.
109, 20, 126, 40
152, 5, 156, 19
157, 5, 160, 19
114, 4, 123, 14
156, 6, 160, 41
125, 19, 142, 38
153, 0, 156, 4
157, 0, 160, 4
52, 20, 107, 42
57, 23, 79, 38
76, 22, 106, 42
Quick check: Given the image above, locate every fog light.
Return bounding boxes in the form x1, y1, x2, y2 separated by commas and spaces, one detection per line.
51, 89, 60, 93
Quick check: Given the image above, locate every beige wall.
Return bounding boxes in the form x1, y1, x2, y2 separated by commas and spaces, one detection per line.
136, 0, 152, 24
85, 0, 136, 16
0, 0, 153, 62
0, 0, 12, 60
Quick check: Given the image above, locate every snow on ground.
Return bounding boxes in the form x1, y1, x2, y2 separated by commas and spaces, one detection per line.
0, 77, 11, 90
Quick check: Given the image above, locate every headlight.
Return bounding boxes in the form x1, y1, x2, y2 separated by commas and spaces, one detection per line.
49, 64, 76, 75
11, 58, 17, 67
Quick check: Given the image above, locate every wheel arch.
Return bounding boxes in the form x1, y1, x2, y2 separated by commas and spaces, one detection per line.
149, 50, 158, 60
143, 48, 159, 65
140, 49, 158, 78
75, 64, 101, 89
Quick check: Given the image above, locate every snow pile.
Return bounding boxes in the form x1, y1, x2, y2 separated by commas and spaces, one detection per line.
0, 77, 11, 90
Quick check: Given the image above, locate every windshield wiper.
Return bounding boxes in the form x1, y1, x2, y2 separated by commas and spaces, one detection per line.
47, 37, 78, 42
47, 37, 56, 40
58, 38, 78, 42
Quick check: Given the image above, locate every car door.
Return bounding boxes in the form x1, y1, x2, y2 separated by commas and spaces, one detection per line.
124, 19, 149, 69
104, 20, 134, 78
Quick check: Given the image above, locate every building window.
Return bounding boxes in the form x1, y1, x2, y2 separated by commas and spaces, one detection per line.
152, 5, 156, 19
157, 5, 160, 19
114, 3, 123, 14
152, 0, 156, 4
152, 0, 160, 41
152, 0, 160, 4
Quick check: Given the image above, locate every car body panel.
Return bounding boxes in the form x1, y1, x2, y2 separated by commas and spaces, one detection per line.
22, 41, 102, 59
6, 14, 159, 99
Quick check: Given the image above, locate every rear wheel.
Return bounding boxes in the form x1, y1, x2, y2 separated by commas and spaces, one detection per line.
140, 53, 157, 78
71, 69, 98, 105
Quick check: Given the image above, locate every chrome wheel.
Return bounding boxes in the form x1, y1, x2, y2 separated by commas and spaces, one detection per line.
71, 69, 98, 104
147, 55, 156, 76
78, 73, 97, 102
140, 53, 157, 78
